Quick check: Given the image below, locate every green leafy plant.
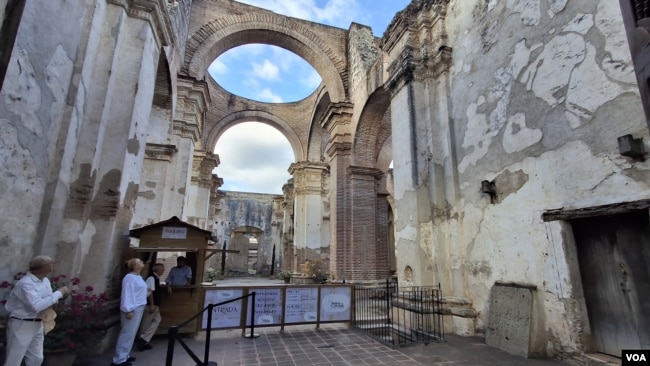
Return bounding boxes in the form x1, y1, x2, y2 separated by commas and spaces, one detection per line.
299, 259, 328, 283
277, 270, 292, 279
204, 267, 220, 282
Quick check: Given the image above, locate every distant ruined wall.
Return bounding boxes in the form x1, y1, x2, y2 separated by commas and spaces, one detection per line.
212, 191, 283, 276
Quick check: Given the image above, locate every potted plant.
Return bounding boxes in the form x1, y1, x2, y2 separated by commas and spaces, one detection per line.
278, 270, 292, 284
1, 273, 111, 366
299, 259, 328, 284
204, 267, 221, 284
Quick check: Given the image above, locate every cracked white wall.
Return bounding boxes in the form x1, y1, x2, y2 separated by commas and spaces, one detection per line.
421, 0, 650, 356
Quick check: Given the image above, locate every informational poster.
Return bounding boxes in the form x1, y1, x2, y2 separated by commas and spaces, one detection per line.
320, 286, 351, 322
202, 289, 244, 329
284, 287, 318, 323
245, 288, 283, 326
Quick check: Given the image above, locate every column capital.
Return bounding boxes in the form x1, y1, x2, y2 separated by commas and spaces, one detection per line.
289, 162, 329, 195
107, 0, 174, 47
347, 166, 383, 180
318, 102, 354, 133
174, 78, 211, 145
191, 150, 220, 189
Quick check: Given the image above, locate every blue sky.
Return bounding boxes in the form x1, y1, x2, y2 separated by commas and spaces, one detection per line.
211, 0, 411, 194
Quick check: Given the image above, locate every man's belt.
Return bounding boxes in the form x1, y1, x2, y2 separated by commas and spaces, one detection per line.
10, 317, 41, 322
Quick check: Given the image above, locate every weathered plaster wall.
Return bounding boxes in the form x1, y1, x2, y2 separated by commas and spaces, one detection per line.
0, 0, 176, 292
212, 191, 283, 276
441, 0, 650, 356
0, 0, 92, 277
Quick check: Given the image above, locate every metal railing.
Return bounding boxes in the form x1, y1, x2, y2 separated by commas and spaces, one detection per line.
165, 291, 257, 366
353, 279, 444, 347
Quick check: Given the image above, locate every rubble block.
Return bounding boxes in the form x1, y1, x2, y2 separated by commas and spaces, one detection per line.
486, 283, 535, 358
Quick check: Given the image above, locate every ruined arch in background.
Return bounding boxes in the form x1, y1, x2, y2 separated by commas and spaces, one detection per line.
183, 14, 348, 103
204, 110, 304, 162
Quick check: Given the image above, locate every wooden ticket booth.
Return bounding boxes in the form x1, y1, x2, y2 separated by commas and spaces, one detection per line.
128, 216, 213, 335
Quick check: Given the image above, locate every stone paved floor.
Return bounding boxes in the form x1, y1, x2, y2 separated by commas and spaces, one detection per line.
74, 324, 567, 366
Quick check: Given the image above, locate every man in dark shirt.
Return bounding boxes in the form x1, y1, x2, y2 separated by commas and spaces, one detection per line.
136, 263, 164, 351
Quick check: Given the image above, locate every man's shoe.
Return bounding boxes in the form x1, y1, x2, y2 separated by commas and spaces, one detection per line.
127, 356, 136, 362
137, 336, 153, 351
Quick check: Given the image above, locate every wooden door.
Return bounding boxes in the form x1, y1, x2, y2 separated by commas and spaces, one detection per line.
572, 211, 650, 356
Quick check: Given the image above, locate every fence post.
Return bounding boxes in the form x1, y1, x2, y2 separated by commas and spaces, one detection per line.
244, 291, 260, 339
385, 279, 391, 324
165, 326, 178, 366
204, 303, 213, 365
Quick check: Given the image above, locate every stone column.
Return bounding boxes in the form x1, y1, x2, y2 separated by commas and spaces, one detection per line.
162, 78, 209, 221
382, 1, 455, 289
185, 150, 219, 229
281, 179, 295, 270
50, 1, 174, 286
321, 102, 353, 281
288, 162, 329, 267
347, 166, 385, 280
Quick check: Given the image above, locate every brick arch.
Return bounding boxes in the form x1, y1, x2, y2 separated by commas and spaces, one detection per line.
153, 50, 172, 109
306, 85, 331, 162
352, 87, 391, 167
205, 110, 304, 162
184, 14, 348, 102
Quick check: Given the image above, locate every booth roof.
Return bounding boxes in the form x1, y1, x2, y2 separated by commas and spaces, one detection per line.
129, 216, 212, 239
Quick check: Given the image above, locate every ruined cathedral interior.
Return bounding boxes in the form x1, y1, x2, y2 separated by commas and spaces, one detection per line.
1, 0, 649, 362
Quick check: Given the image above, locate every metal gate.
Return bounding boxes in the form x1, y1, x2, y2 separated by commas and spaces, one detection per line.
353, 279, 444, 347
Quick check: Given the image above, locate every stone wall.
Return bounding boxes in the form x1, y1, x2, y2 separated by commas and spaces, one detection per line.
212, 191, 283, 276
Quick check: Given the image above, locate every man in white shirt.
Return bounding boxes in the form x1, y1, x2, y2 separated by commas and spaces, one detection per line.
4, 255, 69, 366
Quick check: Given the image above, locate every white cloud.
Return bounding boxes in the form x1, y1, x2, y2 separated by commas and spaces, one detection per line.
208, 59, 228, 75
214, 122, 294, 194
257, 88, 284, 103
301, 69, 322, 89
250, 59, 281, 81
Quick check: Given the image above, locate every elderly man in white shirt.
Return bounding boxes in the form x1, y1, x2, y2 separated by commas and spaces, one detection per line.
4, 255, 69, 366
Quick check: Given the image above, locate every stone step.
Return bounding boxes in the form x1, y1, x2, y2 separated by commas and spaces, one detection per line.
566, 353, 621, 366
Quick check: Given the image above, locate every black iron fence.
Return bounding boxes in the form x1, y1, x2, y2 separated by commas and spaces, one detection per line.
165, 291, 258, 366
353, 279, 444, 347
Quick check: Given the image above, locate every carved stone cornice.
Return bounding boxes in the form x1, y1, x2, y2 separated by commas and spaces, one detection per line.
382, 0, 451, 94
325, 140, 352, 159
384, 46, 416, 95
174, 78, 210, 144
211, 174, 224, 190
318, 102, 354, 133
172, 119, 200, 142
107, 0, 173, 47
191, 150, 220, 189
144, 143, 177, 161
177, 78, 211, 109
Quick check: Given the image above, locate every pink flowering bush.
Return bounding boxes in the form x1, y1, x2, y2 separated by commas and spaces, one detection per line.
1, 273, 110, 352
